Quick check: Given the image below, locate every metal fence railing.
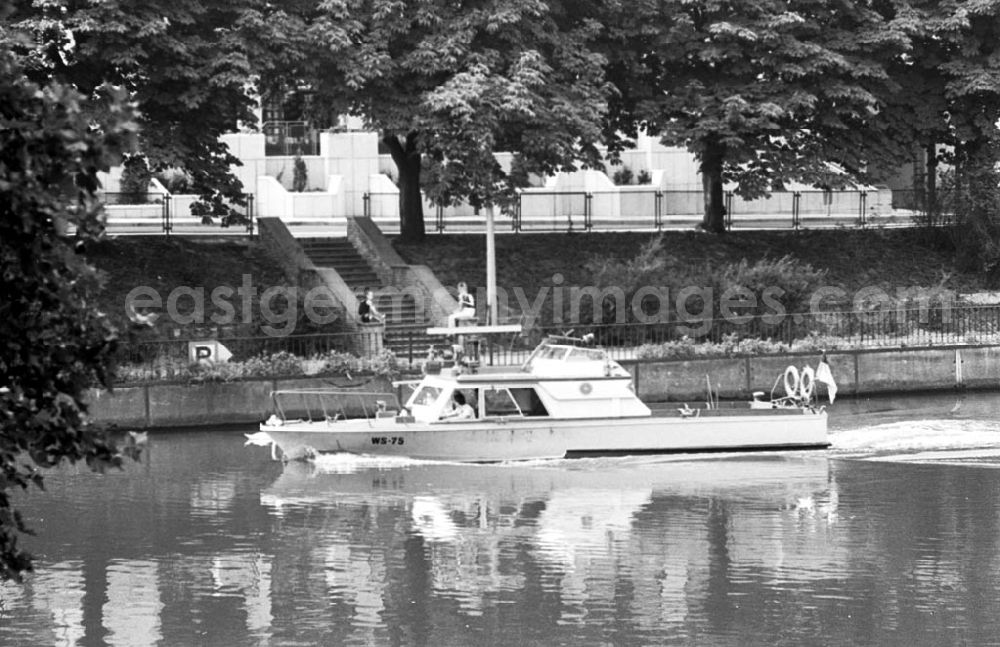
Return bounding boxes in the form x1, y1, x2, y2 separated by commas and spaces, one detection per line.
99, 192, 256, 237
263, 121, 320, 156
491, 304, 1000, 363
113, 305, 1000, 383
363, 188, 933, 234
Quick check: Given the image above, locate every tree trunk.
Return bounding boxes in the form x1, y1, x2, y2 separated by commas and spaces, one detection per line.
383, 131, 425, 241
700, 140, 726, 233
925, 140, 938, 223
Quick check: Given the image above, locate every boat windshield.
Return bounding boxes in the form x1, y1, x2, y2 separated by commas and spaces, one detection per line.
565, 347, 606, 361
538, 345, 570, 360
523, 341, 608, 371
410, 385, 443, 407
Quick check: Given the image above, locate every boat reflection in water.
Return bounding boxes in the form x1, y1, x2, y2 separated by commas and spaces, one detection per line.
260, 454, 839, 628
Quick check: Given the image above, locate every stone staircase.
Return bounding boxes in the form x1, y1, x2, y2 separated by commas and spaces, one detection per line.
299, 238, 442, 361
300, 238, 381, 288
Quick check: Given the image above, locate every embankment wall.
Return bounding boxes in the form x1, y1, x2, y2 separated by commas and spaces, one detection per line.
625, 346, 997, 402
88, 345, 995, 428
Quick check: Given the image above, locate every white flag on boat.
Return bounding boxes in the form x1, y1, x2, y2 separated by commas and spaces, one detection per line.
815, 353, 838, 403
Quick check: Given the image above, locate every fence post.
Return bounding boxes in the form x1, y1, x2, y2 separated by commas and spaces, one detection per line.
859, 191, 868, 227
246, 193, 255, 237
162, 194, 172, 236
655, 190, 663, 231
725, 192, 734, 231
363, 192, 371, 219
436, 204, 444, 233
585, 193, 593, 231
566, 193, 573, 232
792, 191, 801, 229
514, 193, 522, 232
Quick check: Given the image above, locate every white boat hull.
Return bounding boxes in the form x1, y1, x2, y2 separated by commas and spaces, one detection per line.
259, 409, 828, 462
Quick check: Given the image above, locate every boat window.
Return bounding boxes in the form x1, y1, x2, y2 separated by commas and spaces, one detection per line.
566, 348, 605, 361
509, 387, 548, 416
483, 388, 523, 417
410, 385, 443, 407
538, 345, 569, 360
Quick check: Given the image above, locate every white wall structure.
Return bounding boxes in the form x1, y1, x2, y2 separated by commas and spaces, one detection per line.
95, 128, 908, 237
220, 132, 267, 198
320, 131, 381, 216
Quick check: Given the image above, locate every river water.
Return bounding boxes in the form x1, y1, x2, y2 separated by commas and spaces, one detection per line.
2, 392, 1000, 646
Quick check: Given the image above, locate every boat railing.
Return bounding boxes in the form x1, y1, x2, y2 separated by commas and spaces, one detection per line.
270, 389, 403, 425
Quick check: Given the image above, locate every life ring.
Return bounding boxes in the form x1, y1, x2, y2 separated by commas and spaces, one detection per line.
580, 382, 593, 395
799, 366, 815, 400
783, 366, 800, 398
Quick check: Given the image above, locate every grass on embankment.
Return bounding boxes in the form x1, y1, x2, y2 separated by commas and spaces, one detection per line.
85, 237, 289, 334
394, 228, 987, 325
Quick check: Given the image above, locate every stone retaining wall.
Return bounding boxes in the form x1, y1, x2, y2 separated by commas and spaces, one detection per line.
626, 346, 996, 402
88, 345, 996, 428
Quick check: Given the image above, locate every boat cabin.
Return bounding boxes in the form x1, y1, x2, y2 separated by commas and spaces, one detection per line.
403, 336, 649, 423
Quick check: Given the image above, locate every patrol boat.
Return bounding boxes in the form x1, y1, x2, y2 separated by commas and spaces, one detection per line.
251, 329, 829, 462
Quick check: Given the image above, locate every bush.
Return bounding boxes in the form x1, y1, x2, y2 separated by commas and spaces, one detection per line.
612, 166, 634, 185
708, 254, 828, 327
636, 334, 792, 360
120, 155, 152, 204
586, 237, 828, 340
636, 331, 864, 360
939, 161, 1000, 282
293, 155, 308, 192
117, 348, 402, 384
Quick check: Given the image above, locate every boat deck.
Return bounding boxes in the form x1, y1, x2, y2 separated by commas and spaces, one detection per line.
648, 405, 816, 418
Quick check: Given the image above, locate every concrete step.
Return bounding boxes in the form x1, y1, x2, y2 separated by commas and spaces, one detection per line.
299, 238, 383, 291
307, 256, 372, 266
300, 245, 357, 253
340, 277, 382, 289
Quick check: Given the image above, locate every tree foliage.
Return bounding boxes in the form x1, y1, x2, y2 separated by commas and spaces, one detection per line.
602, 0, 912, 232
11, 0, 269, 213
877, 1, 1000, 266
269, 0, 610, 240
0, 19, 136, 580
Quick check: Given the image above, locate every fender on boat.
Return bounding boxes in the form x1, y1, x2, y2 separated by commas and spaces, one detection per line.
799, 366, 815, 401
783, 366, 800, 398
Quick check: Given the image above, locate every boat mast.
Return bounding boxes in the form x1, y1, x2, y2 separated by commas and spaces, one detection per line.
486, 204, 498, 325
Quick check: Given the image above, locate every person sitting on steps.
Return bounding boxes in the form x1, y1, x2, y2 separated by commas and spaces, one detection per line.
358, 287, 384, 324
447, 282, 476, 327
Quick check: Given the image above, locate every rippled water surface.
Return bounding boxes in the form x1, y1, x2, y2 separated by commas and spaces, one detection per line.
3, 392, 1000, 646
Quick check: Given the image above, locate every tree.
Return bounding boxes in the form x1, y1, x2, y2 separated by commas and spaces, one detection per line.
11, 0, 269, 215
867, 1, 1000, 270
270, 0, 610, 241
918, 1, 1000, 272
0, 21, 137, 580
602, 0, 912, 232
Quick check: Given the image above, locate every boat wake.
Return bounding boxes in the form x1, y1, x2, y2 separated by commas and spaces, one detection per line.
310, 453, 461, 474
309, 451, 794, 474
830, 418, 1000, 466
